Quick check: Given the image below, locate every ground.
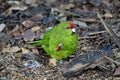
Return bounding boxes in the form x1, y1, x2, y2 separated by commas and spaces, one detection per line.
0, 0, 120, 80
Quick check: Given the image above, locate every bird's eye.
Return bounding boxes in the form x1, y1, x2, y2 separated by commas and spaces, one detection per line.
64, 26, 69, 30
66, 26, 69, 29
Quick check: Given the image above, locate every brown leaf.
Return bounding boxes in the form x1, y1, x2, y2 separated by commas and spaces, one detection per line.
30, 14, 43, 22
31, 26, 41, 32
2, 46, 21, 53
22, 29, 35, 41
104, 13, 113, 18
49, 58, 57, 67
22, 20, 35, 28
31, 48, 39, 55
60, 4, 75, 10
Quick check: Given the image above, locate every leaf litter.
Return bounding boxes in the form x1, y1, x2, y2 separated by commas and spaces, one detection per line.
0, 0, 120, 80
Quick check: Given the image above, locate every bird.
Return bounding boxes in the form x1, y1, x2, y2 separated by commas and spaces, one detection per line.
28, 21, 78, 60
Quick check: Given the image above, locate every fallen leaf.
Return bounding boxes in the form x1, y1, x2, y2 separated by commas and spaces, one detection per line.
2, 46, 21, 53
22, 29, 35, 41
104, 13, 113, 18
31, 48, 39, 55
22, 20, 35, 28
22, 48, 30, 53
1, 9, 12, 16
0, 23, 6, 32
114, 67, 120, 76
31, 26, 41, 32
60, 4, 75, 10
30, 14, 43, 22
49, 58, 57, 67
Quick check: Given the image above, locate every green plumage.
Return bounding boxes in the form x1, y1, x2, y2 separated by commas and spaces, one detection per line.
28, 21, 78, 60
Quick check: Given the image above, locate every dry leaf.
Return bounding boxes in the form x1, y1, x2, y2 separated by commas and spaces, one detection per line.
2, 46, 21, 53
22, 20, 35, 28
22, 29, 35, 41
104, 13, 113, 18
22, 48, 30, 53
49, 58, 57, 67
0, 23, 6, 32
114, 67, 120, 76
1, 9, 12, 16
60, 4, 75, 10
31, 26, 41, 32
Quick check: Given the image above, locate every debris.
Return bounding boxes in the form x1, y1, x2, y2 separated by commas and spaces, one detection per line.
22, 29, 35, 41
31, 26, 41, 32
22, 20, 35, 28
97, 12, 120, 48
9, 5, 28, 11
104, 13, 113, 18
114, 67, 120, 76
62, 45, 113, 78
0, 23, 6, 32
30, 14, 43, 22
46, 27, 53, 31
8, 1, 20, 5
43, 15, 55, 24
23, 60, 41, 68
49, 58, 57, 67
21, 53, 36, 60
24, 0, 37, 6
60, 4, 75, 10
2, 46, 21, 53
89, 0, 101, 7
22, 48, 30, 53
57, 60, 65, 66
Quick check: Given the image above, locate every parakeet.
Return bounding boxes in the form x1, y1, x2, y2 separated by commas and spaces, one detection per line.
28, 21, 78, 60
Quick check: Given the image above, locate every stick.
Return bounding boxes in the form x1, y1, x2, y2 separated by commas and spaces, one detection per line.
104, 56, 120, 65
97, 12, 120, 48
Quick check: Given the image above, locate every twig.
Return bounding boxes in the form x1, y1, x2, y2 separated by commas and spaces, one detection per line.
77, 18, 120, 23
78, 36, 98, 39
89, 30, 107, 35
104, 56, 120, 66
97, 12, 120, 48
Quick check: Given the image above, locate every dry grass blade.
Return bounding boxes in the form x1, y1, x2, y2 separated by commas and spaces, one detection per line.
97, 12, 120, 48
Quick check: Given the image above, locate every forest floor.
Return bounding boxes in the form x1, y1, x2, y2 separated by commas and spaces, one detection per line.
0, 0, 120, 80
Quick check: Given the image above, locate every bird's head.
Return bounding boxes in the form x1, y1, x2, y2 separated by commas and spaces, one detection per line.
64, 22, 76, 33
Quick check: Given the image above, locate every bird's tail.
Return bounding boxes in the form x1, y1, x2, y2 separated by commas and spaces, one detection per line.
27, 40, 42, 46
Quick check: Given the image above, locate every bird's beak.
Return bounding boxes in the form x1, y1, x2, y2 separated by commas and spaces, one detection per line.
72, 28, 76, 33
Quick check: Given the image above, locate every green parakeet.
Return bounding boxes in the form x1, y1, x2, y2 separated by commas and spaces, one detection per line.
28, 21, 78, 60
